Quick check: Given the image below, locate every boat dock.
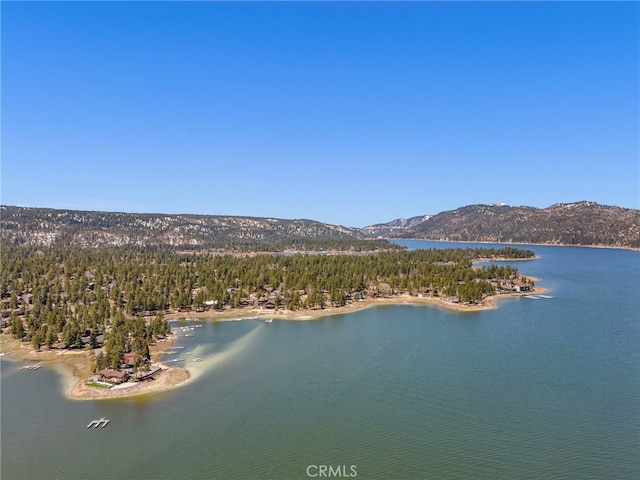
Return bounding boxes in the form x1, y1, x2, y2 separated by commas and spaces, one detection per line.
86, 418, 110, 428
132, 366, 163, 381
20, 362, 43, 370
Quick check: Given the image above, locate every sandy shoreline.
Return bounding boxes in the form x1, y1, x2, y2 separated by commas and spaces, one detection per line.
69, 363, 191, 400
1, 331, 193, 401
1, 287, 546, 400
165, 283, 547, 322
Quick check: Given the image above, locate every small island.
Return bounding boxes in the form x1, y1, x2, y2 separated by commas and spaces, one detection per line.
0, 245, 543, 399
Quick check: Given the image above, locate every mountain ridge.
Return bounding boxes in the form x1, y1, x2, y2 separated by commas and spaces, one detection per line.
0, 205, 386, 251
1, 201, 638, 250
363, 201, 640, 249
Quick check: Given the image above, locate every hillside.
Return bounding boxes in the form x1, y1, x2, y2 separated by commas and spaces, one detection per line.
367, 202, 640, 249
360, 215, 432, 237
3, 202, 638, 251
0, 206, 396, 252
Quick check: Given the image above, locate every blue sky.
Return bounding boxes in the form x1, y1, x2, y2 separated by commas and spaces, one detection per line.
2, 1, 638, 227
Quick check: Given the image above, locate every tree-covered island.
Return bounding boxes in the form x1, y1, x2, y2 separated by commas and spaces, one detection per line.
0, 245, 537, 397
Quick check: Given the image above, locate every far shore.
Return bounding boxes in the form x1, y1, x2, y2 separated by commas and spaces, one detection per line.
391, 237, 640, 252
0, 286, 547, 400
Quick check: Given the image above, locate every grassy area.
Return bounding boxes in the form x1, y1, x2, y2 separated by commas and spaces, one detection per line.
85, 381, 113, 389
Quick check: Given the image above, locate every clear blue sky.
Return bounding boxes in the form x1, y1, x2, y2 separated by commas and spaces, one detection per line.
2, 1, 638, 227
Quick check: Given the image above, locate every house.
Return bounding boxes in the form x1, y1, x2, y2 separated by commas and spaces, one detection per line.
80, 333, 104, 347
204, 300, 217, 310
99, 369, 128, 384
513, 280, 532, 292
122, 352, 138, 367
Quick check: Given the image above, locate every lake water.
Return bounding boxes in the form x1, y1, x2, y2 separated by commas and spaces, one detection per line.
2, 242, 639, 479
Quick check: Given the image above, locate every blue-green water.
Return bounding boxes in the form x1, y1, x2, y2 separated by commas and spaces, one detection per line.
2, 242, 639, 479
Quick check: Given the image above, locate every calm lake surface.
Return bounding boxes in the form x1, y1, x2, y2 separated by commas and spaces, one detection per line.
2, 241, 639, 480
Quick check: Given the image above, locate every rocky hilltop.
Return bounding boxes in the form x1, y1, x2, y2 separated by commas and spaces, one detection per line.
365, 202, 640, 249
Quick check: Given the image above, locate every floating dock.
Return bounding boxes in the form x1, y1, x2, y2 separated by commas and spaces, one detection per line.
86, 418, 110, 428
20, 362, 43, 370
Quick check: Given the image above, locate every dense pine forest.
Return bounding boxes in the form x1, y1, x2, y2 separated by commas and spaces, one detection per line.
1, 245, 534, 372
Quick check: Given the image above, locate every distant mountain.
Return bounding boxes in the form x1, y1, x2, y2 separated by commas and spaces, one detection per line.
3, 201, 638, 251
0, 206, 396, 251
360, 215, 432, 237
364, 202, 640, 249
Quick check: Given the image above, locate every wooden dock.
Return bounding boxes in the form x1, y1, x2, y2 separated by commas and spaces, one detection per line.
133, 366, 162, 381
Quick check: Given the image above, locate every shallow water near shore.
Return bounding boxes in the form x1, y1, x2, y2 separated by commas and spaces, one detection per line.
2, 241, 639, 479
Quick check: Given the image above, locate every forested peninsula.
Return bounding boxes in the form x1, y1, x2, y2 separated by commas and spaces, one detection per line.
1, 245, 537, 398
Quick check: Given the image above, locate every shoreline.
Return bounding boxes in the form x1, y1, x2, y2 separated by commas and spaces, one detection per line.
390, 237, 640, 252
472, 255, 540, 264
66, 332, 192, 400
164, 285, 547, 323
0, 331, 193, 401
1, 287, 546, 400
